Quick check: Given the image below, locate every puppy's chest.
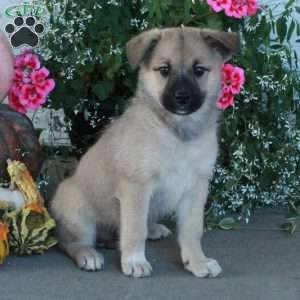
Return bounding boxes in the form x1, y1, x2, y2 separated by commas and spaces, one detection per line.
153, 162, 192, 213
150, 141, 216, 216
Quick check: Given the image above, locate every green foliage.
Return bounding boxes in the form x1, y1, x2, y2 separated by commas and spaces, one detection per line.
210, 2, 300, 218
281, 201, 300, 234
39, 0, 300, 218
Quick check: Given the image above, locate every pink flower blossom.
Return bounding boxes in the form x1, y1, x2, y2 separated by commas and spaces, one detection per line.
31, 67, 55, 95
14, 53, 41, 70
14, 55, 25, 69
13, 69, 23, 82
207, 0, 258, 18
217, 64, 245, 110
14, 68, 31, 84
11, 70, 25, 94
222, 64, 245, 95
8, 52, 55, 113
247, 0, 259, 16
207, 0, 231, 13
9, 90, 27, 113
217, 91, 234, 110
23, 53, 41, 70
19, 84, 46, 110
225, 0, 248, 18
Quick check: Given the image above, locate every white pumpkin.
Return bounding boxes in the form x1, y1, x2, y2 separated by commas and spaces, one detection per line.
0, 187, 25, 209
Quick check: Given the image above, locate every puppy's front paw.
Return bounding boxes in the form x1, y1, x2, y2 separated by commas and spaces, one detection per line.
122, 253, 152, 278
148, 223, 172, 240
184, 258, 222, 278
75, 247, 104, 271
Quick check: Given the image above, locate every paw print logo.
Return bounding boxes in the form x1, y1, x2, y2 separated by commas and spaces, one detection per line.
5, 16, 44, 48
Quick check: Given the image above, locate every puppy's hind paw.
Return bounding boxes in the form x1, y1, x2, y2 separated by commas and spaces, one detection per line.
148, 223, 172, 240
75, 247, 104, 271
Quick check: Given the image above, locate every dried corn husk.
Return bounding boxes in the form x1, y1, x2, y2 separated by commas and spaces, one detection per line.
7, 159, 44, 205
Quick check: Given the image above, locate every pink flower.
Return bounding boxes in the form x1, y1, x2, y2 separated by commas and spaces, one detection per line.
225, 0, 248, 18
11, 82, 22, 94
19, 84, 46, 110
217, 64, 245, 110
217, 91, 234, 110
208, 0, 259, 18
8, 51, 55, 113
222, 64, 245, 95
14, 53, 41, 70
13, 69, 23, 82
8, 90, 27, 114
231, 67, 245, 94
207, 0, 232, 12
14, 55, 25, 69
31, 67, 55, 95
14, 68, 31, 84
11, 70, 24, 94
23, 53, 41, 70
247, 0, 259, 16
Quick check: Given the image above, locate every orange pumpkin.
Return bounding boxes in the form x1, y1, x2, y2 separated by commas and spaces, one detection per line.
0, 223, 9, 264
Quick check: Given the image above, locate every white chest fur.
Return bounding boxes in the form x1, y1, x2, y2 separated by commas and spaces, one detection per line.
149, 129, 218, 220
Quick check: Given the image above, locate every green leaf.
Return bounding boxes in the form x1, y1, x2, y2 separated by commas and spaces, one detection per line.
218, 217, 236, 230
106, 55, 122, 79
297, 22, 300, 35
294, 49, 298, 63
270, 44, 284, 50
282, 221, 298, 235
206, 14, 223, 30
288, 201, 299, 214
286, 216, 300, 222
281, 222, 291, 231
70, 79, 84, 91
276, 17, 288, 42
287, 20, 295, 40
92, 81, 114, 100
285, 0, 295, 9
290, 222, 297, 235
295, 6, 300, 14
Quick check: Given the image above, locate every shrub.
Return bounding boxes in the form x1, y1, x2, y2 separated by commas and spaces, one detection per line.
39, 0, 300, 219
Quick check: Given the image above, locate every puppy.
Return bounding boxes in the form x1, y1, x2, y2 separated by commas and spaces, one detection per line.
51, 27, 240, 278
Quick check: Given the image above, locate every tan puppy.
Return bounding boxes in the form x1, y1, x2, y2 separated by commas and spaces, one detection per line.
51, 27, 240, 278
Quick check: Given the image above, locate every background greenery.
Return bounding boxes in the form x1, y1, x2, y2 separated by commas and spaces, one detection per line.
38, 0, 300, 222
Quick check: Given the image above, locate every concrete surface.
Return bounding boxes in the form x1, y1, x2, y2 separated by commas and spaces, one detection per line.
0, 209, 299, 300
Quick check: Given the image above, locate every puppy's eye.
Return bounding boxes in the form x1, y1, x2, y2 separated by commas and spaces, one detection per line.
194, 65, 208, 78
158, 65, 170, 77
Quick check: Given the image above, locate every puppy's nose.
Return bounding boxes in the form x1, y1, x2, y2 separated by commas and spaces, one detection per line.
175, 90, 191, 106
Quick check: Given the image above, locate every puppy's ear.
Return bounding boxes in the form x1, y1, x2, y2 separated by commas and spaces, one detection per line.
201, 29, 241, 62
126, 29, 161, 70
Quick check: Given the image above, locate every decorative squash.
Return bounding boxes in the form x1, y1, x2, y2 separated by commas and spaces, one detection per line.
0, 160, 57, 260
0, 104, 42, 183
4, 206, 57, 255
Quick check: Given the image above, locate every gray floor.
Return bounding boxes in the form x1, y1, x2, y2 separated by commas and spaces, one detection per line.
0, 209, 299, 300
